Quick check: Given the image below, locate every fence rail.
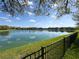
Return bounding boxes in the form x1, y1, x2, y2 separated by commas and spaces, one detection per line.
21, 32, 78, 59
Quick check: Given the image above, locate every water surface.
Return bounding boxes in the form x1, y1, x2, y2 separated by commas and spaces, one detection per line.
0, 30, 69, 50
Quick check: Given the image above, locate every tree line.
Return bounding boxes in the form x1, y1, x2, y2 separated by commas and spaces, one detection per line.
0, 25, 77, 32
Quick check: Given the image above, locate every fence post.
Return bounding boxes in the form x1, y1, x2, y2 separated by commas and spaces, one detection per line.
41, 47, 45, 59
63, 38, 66, 56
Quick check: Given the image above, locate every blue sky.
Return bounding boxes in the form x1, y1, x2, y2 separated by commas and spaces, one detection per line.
0, 11, 76, 28
0, 0, 76, 28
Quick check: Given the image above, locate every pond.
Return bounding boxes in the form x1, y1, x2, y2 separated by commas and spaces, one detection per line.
0, 30, 69, 51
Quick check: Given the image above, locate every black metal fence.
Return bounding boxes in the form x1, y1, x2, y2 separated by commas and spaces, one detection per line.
21, 32, 78, 59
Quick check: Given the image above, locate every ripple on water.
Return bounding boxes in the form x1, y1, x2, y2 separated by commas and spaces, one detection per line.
30, 36, 36, 39
7, 41, 12, 44
16, 38, 21, 41
1, 39, 9, 41
0, 45, 3, 48
5, 36, 11, 39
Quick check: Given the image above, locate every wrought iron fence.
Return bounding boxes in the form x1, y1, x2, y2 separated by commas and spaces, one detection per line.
21, 32, 78, 59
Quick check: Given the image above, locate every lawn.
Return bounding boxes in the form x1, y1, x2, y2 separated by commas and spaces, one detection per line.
63, 32, 79, 59
0, 34, 67, 59
0, 30, 9, 32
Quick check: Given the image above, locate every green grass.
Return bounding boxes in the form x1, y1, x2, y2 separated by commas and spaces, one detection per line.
0, 34, 68, 59
0, 30, 9, 32
63, 32, 79, 59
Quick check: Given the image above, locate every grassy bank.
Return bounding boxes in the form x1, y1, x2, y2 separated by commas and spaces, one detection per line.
0, 34, 68, 59
0, 30, 9, 32
64, 32, 79, 59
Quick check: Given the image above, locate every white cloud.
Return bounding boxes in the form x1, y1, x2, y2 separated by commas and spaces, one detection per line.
50, 15, 57, 19
7, 14, 11, 17
5, 20, 12, 22
29, 19, 36, 23
51, 4, 58, 8
0, 17, 8, 20
29, 6, 34, 9
51, 5, 54, 8
0, 17, 12, 22
16, 17, 21, 20
27, 12, 33, 16
54, 4, 58, 7
28, 1, 33, 5
24, 11, 27, 13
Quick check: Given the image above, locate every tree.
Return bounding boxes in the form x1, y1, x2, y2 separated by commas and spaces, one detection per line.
0, 0, 71, 16
73, 10, 79, 27
0, 0, 24, 16
73, 0, 79, 27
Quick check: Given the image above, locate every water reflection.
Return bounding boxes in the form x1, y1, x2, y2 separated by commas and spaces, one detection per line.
0, 30, 69, 50
0, 31, 9, 36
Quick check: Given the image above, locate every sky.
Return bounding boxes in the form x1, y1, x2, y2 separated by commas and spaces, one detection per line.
0, 11, 76, 28
0, 0, 76, 28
